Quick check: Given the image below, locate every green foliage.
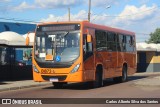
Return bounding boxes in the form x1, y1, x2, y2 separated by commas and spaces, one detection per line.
147, 28, 160, 43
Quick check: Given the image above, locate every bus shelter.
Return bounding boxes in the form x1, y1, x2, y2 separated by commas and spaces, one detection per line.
0, 31, 33, 81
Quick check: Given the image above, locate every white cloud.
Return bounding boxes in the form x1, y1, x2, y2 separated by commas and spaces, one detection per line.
41, 10, 88, 22
10, 0, 118, 11
90, 0, 118, 7
110, 4, 159, 42
11, 0, 83, 11
41, 4, 160, 42
13, 1, 35, 11
114, 4, 157, 23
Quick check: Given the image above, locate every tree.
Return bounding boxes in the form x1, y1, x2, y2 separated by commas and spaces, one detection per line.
147, 28, 160, 43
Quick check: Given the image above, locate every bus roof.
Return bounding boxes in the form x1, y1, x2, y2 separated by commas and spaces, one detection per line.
82, 21, 135, 36
37, 21, 82, 26
37, 21, 135, 36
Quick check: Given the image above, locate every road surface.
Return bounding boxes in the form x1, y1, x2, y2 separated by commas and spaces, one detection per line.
0, 74, 160, 107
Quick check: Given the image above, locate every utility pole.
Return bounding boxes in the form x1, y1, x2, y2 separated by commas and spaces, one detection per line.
88, 0, 91, 22
68, 7, 70, 21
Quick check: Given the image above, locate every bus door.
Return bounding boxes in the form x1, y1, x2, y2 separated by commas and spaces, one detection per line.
83, 29, 94, 81
105, 51, 112, 77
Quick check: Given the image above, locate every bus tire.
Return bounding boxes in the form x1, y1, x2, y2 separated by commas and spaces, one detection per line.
121, 65, 128, 82
93, 67, 103, 88
113, 65, 127, 83
52, 82, 66, 89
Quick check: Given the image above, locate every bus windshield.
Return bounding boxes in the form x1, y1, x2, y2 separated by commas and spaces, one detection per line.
34, 31, 80, 63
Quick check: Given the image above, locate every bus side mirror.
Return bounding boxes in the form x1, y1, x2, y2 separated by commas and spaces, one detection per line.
26, 36, 30, 46
87, 34, 92, 43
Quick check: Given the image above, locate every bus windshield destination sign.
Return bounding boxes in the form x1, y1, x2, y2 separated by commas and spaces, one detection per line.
39, 24, 80, 32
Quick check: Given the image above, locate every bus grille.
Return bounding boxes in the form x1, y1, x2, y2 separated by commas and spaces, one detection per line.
41, 75, 67, 81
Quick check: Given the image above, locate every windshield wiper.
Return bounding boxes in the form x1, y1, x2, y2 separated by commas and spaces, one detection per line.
61, 32, 69, 38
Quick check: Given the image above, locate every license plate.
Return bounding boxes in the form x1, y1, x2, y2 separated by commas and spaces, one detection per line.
49, 78, 58, 82
41, 69, 55, 74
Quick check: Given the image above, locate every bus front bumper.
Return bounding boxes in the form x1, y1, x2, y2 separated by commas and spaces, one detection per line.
33, 70, 83, 82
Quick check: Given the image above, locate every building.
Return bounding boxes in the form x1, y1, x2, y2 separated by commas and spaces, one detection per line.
0, 22, 35, 81
136, 42, 160, 72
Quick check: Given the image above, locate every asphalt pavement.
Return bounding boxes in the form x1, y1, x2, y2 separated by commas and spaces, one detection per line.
0, 72, 160, 92
133, 72, 160, 87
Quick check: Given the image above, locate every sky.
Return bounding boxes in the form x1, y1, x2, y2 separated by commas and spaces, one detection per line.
0, 0, 160, 42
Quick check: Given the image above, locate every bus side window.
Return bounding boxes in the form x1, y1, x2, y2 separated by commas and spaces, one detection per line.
122, 35, 126, 52
130, 36, 133, 46
83, 34, 93, 53
95, 30, 107, 51
83, 34, 93, 61
87, 42, 93, 52
117, 34, 123, 52
107, 32, 117, 51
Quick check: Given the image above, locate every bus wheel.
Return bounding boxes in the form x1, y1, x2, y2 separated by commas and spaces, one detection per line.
113, 66, 127, 83
52, 82, 66, 89
94, 69, 103, 88
121, 65, 128, 82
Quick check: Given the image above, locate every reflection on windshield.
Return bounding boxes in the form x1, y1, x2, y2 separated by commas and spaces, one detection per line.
35, 31, 80, 62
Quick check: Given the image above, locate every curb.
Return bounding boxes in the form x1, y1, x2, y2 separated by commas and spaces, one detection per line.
133, 72, 160, 76
0, 83, 51, 92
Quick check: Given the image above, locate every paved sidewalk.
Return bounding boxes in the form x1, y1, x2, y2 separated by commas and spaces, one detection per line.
0, 80, 51, 92
133, 72, 160, 87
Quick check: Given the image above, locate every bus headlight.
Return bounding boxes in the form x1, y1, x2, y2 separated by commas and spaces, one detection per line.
70, 64, 80, 73
33, 65, 39, 73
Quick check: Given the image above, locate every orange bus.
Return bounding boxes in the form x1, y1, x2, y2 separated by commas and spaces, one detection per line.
28, 21, 136, 88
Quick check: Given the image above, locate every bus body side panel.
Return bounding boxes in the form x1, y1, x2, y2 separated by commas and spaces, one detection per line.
109, 51, 118, 77
95, 51, 112, 79
83, 55, 95, 81
116, 52, 124, 76
125, 52, 136, 75
83, 28, 95, 81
